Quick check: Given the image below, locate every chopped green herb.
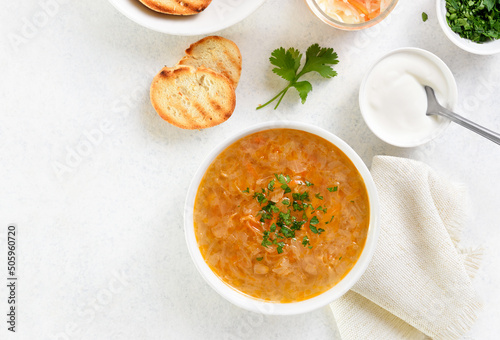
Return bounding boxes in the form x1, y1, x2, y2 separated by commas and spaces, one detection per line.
261, 231, 272, 248
310, 225, 319, 234
268, 179, 275, 192
292, 201, 303, 211
280, 226, 295, 238
302, 236, 310, 247
253, 192, 268, 204
277, 242, 285, 254
242, 187, 250, 193
327, 186, 338, 192
256, 257, 263, 261
257, 175, 331, 254
292, 191, 310, 202
339, 256, 342, 260
275, 173, 290, 184
291, 220, 305, 231
422, 12, 428, 22
305, 180, 314, 187
445, 0, 500, 43
325, 215, 335, 224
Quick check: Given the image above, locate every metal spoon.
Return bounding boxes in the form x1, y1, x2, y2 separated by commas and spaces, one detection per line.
424, 86, 500, 145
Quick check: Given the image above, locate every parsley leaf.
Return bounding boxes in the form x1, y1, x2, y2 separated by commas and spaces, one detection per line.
302, 236, 310, 247
257, 44, 339, 110
422, 12, 428, 22
291, 80, 313, 104
270, 47, 302, 82
310, 216, 319, 225
299, 44, 339, 79
268, 179, 275, 192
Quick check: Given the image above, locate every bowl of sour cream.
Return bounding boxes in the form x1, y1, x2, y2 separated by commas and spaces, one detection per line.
359, 48, 458, 147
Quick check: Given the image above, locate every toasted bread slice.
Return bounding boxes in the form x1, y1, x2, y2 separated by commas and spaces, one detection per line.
150, 66, 236, 129
138, 0, 212, 16
177, 36, 242, 89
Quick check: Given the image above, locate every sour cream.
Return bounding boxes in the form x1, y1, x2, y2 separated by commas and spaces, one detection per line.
359, 48, 457, 147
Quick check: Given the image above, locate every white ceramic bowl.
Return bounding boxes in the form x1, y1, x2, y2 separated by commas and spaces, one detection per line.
108, 0, 266, 36
436, 0, 500, 55
359, 47, 458, 148
184, 121, 380, 315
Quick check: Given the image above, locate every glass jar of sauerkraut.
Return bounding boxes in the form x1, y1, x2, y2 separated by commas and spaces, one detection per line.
305, 0, 399, 30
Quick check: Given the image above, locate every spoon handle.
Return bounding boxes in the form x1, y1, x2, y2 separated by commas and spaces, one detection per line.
436, 106, 500, 146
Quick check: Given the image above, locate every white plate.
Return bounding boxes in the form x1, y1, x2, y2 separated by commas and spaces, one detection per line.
108, 0, 266, 36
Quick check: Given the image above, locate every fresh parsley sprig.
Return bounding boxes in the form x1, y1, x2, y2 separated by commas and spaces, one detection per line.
256, 44, 339, 110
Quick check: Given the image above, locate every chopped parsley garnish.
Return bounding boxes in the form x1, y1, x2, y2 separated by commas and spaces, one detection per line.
277, 242, 285, 254
252, 174, 331, 253
242, 187, 250, 193
327, 186, 338, 192
256, 257, 263, 261
292, 191, 310, 202
253, 191, 268, 204
261, 231, 272, 248
302, 236, 310, 247
310, 216, 319, 225
276, 174, 292, 193
422, 12, 428, 22
267, 179, 275, 192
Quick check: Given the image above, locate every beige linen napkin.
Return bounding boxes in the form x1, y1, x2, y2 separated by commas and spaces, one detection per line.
331, 156, 482, 340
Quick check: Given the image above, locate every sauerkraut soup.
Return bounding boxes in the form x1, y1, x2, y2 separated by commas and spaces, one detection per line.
193, 128, 370, 303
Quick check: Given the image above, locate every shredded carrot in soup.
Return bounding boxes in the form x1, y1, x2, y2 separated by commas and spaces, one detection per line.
194, 129, 370, 302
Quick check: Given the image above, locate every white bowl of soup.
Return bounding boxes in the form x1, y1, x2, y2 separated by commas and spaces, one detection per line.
184, 121, 380, 315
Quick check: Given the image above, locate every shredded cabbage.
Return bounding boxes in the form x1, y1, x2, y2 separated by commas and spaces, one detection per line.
316, 0, 390, 23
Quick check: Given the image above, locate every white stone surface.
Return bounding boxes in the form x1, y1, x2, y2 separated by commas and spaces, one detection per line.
0, 0, 498, 339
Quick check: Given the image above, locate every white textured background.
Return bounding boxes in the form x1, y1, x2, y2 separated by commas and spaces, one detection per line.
1, 0, 499, 339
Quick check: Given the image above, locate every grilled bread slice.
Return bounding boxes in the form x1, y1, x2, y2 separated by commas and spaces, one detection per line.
138, 0, 212, 16
150, 65, 236, 129
177, 36, 242, 89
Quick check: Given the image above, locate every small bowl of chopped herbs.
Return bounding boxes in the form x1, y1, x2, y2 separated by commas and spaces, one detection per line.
437, 0, 500, 55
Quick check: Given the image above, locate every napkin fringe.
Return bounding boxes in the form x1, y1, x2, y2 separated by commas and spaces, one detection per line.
459, 247, 484, 279
437, 299, 482, 340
